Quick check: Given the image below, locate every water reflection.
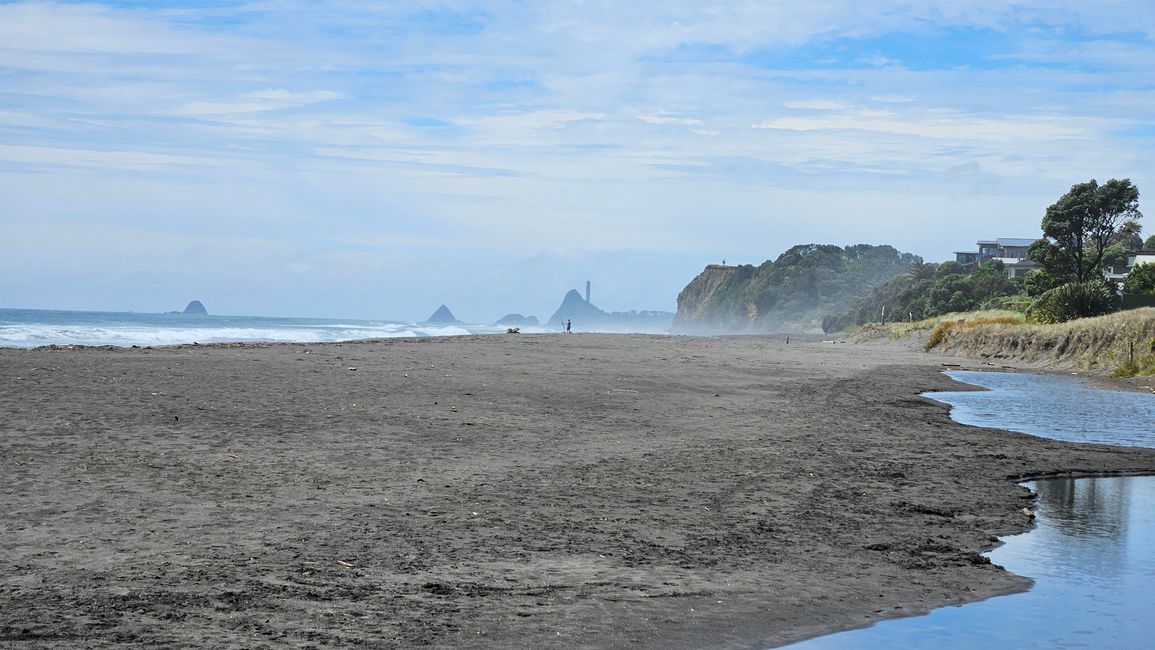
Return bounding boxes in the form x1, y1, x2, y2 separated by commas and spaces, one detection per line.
784, 476, 1155, 649
1035, 477, 1127, 540
784, 372, 1155, 649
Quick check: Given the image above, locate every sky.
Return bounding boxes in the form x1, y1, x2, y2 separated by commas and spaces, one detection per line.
2, 1, 1154, 321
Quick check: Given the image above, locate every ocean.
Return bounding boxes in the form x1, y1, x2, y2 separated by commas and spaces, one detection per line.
0, 308, 550, 348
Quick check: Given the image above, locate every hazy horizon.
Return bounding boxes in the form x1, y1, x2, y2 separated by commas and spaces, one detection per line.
3, 1, 1153, 322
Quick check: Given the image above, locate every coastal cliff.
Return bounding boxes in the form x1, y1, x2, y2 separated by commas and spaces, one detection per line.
675, 244, 918, 333
674, 264, 758, 330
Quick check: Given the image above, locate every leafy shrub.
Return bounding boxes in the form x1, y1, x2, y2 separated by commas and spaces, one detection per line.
1023, 269, 1061, 297
1027, 282, 1120, 324
1123, 263, 1155, 295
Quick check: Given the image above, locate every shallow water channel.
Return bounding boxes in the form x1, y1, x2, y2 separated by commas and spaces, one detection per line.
785, 371, 1155, 649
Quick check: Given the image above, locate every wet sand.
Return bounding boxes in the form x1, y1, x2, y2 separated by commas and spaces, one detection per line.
3, 334, 1155, 648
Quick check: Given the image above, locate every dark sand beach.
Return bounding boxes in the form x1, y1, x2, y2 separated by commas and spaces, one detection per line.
3, 333, 1155, 648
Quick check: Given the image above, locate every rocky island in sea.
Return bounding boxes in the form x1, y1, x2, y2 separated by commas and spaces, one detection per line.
495, 314, 539, 327
545, 284, 673, 332
425, 304, 461, 323
179, 300, 208, 315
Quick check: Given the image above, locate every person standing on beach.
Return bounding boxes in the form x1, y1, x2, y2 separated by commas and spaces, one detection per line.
565, 319, 572, 333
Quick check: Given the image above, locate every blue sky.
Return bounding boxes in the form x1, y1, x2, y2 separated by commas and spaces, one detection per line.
2, 1, 1154, 320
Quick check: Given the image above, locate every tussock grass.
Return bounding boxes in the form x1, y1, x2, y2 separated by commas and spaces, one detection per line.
852, 310, 1025, 342
933, 308, 1155, 376
925, 316, 1025, 351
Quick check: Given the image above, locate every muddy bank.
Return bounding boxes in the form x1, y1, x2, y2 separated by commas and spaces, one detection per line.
3, 334, 1154, 648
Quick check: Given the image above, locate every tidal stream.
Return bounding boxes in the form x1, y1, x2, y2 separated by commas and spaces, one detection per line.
785, 371, 1155, 649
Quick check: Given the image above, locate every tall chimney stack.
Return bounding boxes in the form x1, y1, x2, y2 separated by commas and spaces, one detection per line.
585, 281, 591, 303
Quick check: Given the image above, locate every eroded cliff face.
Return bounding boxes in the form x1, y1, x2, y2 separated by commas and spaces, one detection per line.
674, 264, 757, 331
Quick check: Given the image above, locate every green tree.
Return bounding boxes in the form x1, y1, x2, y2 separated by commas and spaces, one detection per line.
934, 261, 966, 278
1123, 263, 1155, 295
907, 258, 936, 280
1106, 218, 1143, 270
822, 257, 1025, 332
1102, 243, 1130, 272
1145, 234, 1155, 251
1023, 269, 1061, 297
1028, 178, 1143, 283
1110, 218, 1144, 249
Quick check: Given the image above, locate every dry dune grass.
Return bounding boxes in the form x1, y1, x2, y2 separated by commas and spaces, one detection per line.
933, 308, 1155, 376
925, 315, 1025, 350
853, 310, 1025, 342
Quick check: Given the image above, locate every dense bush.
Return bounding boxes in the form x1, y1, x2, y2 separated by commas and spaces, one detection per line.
822, 260, 1021, 332
1022, 269, 1061, 297
1123, 263, 1155, 295
1026, 282, 1119, 324
678, 243, 918, 331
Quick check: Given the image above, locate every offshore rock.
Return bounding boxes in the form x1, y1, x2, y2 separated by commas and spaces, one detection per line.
495, 314, 539, 326
547, 289, 605, 326
182, 300, 208, 315
426, 305, 461, 323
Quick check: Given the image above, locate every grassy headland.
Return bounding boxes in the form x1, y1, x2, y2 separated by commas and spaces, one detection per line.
674, 244, 919, 332
857, 307, 1155, 377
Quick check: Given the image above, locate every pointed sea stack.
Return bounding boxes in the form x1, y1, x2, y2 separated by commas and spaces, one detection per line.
426, 305, 460, 323
182, 300, 208, 315
547, 289, 606, 326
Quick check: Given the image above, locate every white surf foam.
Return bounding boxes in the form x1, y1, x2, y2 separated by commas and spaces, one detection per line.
0, 321, 510, 348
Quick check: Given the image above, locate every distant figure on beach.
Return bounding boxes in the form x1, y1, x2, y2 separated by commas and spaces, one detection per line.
565, 319, 572, 334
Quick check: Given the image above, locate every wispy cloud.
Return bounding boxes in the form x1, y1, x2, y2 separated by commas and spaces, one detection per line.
173, 89, 345, 116
2, 0, 1154, 318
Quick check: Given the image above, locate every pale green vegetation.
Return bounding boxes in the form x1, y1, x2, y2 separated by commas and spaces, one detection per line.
860, 308, 1155, 377
852, 309, 1025, 342
854, 306, 1155, 376
1124, 263, 1155, 295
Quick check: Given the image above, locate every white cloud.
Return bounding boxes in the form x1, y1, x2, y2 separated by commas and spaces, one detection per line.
636, 114, 704, 126
783, 100, 852, 111
173, 89, 345, 116
0, 144, 236, 172
2, 0, 1154, 318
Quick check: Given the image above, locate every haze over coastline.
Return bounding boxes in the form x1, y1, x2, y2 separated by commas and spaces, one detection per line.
3, 2, 1154, 319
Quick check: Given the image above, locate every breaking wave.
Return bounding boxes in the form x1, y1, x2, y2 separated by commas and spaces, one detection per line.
0, 309, 545, 348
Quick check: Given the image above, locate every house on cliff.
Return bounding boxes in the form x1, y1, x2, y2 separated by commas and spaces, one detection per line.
954, 238, 1040, 278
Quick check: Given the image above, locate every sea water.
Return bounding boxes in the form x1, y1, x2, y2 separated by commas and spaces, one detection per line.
0, 307, 544, 348
785, 372, 1155, 649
